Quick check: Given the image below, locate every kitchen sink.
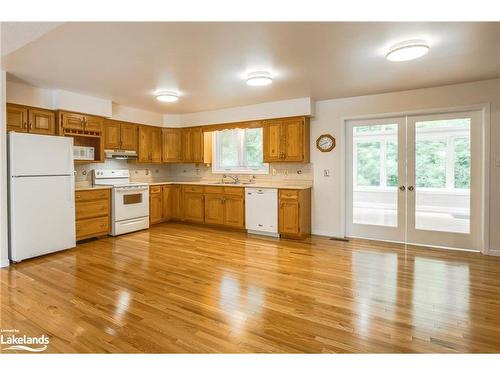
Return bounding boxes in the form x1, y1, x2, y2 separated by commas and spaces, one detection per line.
208, 181, 255, 185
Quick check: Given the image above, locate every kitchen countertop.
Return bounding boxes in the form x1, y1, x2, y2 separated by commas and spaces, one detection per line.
139, 180, 312, 190
75, 185, 113, 191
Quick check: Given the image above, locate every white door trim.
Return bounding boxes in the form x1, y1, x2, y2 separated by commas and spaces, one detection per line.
342, 103, 490, 253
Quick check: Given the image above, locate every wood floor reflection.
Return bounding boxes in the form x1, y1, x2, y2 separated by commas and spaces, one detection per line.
2, 223, 500, 353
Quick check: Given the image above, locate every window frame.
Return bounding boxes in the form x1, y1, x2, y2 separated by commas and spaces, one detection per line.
211, 127, 269, 175
353, 124, 470, 193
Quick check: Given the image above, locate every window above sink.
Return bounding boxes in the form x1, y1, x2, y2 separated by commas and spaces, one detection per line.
212, 128, 269, 174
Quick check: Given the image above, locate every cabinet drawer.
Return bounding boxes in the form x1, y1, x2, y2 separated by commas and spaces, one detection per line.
279, 189, 299, 200
76, 199, 109, 220
150, 186, 162, 194
204, 186, 223, 194
75, 189, 110, 202
182, 185, 204, 193
76, 216, 109, 239
224, 187, 244, 197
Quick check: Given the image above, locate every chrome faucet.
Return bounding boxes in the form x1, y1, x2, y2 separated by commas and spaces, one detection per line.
228, 175, 240, 184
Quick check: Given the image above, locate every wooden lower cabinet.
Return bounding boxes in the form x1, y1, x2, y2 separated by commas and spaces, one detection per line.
182, 186, 205, 223
75, 189, 111, 241
204, 194, 225, 225
149, 186, 163, 224
278, 188, 311, 239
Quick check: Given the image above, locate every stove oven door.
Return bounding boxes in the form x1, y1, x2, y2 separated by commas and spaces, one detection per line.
114, 186, 150, 222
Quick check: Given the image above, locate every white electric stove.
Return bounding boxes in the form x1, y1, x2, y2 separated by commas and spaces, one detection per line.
93, 169, 150, 235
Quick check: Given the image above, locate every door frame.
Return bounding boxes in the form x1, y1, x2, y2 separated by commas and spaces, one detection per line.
345, 116, 407, 242
341, 104, 490, 253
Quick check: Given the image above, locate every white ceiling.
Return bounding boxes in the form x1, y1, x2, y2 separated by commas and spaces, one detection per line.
2, 22, 499, 114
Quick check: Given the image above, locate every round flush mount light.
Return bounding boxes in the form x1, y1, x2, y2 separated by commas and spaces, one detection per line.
155, 91, 179, 102
246, 71, 273, 86
386, 39, 429, 62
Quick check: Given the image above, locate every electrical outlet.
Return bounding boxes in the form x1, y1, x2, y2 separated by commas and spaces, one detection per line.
324, 169, 330, 177
272, 168, 277, 176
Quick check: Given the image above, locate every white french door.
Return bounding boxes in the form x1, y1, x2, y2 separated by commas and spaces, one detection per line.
346, 117, 407, 242
346, 110, 483, 251
406, 110, 482, 250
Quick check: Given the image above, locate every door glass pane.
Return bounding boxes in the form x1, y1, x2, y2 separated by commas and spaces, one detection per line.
414, 118, 471, 233
353, 124, 398, 226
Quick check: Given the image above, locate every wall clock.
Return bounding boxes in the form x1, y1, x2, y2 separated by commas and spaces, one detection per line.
316, 134, 336, 152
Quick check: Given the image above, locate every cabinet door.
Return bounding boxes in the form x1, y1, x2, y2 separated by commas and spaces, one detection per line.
191, 127, 204, 163
120, 123, 138, 151
279, 200, 300, 235
162, 185, 171, 221
28, 108, 56, 135
162, 128, 182, 162
224, 196, 245, 228
61, 112, 85, 131
150, 190, 163, 224
282, 118, 304, 162
138, 126, 152, 162
183, 193, 204, 223
263, 120, 282, 162
151, 127, 163, 163
84, 115, 103, 132
181, 128, 193, 162
103, 120, 121, 149
170, 186, 182, 220
204, 195, 224, 225
6, 104, 28, 133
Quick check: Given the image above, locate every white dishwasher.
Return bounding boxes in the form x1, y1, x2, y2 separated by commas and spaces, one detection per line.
245, 188, 279, 237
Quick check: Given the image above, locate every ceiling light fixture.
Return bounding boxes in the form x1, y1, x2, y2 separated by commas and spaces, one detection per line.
386, 39, 429, 62
246, 71, 273, 86
155, 91, 179, 102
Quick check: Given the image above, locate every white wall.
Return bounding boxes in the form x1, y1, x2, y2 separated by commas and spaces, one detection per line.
167, 97, 312, 127
311, 79, 500, 251
6, 81, 164, 125
0, 68, 8, 267
112, 103, 164, 126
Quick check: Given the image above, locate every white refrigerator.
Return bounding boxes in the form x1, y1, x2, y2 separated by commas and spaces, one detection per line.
9, 132, 76, 262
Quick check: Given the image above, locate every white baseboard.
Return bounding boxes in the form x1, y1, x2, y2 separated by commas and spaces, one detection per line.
483, 249, 500, 257
311, 229, 345, 238
0, 258, 10, 268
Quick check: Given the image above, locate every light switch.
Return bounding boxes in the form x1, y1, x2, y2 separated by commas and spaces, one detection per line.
324, 169, 330, 177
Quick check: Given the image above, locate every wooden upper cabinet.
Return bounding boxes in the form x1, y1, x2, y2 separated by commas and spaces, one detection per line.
151, 127, 163, 163
84, 115, 103, 132
29, 108, 56, 135
181, 128, 193, 162
191, 127, 204, 163
162, 128, 182, 163
263, 117, 310, 163
138, 126, 152, 163
103, 120, 121, 149
7, 104, 56, 135
61, 112, 85, 131
121, 123, 138, 151
6, 104, 28, 133
263, 120, 282, 162
282, 118, 305, 162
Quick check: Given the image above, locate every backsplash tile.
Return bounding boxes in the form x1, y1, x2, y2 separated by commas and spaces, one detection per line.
75, 159, 313, 186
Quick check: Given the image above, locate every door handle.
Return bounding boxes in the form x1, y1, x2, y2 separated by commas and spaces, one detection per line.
408, 186, 415, 191
399, 185, 406, 191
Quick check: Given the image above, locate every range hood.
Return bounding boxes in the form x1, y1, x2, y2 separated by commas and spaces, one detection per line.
104, 149, 138, 160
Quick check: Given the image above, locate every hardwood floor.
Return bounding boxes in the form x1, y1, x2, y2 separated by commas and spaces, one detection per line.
2, 222, 500, 353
